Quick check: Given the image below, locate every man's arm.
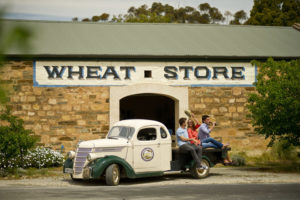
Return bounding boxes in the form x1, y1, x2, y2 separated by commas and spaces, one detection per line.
179, 135, 198, 143
199, 124, 211, 135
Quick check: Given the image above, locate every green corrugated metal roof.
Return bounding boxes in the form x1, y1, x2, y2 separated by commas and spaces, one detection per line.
2, 19, 300, 59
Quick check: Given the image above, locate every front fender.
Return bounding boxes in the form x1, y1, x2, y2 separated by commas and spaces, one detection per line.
63, 158, 73, 173
89, 156, 136, 179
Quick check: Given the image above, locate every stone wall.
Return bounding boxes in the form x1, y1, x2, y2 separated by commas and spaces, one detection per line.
189, 87, 269, 155
1, 61, 110, 152
1, 60, 269, 155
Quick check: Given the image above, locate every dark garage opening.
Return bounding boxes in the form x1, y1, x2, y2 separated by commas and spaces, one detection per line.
120, 94, 175, 135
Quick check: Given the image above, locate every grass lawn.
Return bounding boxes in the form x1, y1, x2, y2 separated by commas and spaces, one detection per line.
0, 166, 64, 180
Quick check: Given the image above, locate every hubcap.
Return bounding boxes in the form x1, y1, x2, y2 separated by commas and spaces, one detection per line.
113, 166, 119, 183
197, 161, 208, 175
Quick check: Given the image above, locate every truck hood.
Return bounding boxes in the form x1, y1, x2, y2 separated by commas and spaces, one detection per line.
78, 138, 129, 148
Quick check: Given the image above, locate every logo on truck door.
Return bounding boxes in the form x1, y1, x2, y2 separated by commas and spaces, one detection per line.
141, 148, 154, 161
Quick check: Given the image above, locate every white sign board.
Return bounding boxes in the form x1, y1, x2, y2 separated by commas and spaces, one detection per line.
34, 61, 256, 87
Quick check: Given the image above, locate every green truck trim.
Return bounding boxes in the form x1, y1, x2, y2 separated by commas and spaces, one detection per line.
63, 158, 73, 172
187, 155, 214, 169
88, 155, 163, 179
203, 155, 214, 167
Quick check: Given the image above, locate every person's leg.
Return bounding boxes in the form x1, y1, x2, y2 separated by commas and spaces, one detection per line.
179, 144, 202, 168
192, 144, 202, 164
202, 142, 218, 149
202, 137, 223, 149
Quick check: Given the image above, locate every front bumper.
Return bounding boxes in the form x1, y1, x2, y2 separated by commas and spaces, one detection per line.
83, 167, 92, 179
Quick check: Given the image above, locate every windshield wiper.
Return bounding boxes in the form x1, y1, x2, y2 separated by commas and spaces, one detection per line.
107, 136, 118, 139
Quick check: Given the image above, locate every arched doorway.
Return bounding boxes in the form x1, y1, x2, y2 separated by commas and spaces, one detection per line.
109, 83, 189, 132
120, 93, 175, 134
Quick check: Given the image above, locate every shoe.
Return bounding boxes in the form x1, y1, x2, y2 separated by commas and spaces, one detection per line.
224, 162, 233, 166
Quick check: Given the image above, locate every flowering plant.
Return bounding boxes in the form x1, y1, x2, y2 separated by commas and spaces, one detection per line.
0, 147, 64, 169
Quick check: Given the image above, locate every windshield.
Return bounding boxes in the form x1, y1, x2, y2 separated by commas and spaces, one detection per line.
107, 126, 135, 139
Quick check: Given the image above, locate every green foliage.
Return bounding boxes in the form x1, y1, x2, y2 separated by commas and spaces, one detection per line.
0, 107, 38, 168
271, 139, 298, 160
230, 10, 248, 25
80, 2, 229, 24
0, 147, 64, 170
231, 152, 246, 166
248, 58, 300, 146
0, 9, 31, 104
246, 0, 300, 26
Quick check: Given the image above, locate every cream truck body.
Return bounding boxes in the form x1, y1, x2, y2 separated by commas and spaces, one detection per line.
64, 119, 173, 185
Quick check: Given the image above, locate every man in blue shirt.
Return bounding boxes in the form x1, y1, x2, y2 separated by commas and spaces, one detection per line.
176, 117, 207, 170
198, 115, 228, 149
198, 115, 232, 165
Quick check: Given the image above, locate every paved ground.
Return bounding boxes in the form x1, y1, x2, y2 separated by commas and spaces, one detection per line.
0, 184, 299, 200
0, 167, 299, 187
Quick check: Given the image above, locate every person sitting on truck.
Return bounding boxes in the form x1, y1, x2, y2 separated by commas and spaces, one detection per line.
187, 113, 201, 146
198, 115, 232, 165
176, 117, 208, 170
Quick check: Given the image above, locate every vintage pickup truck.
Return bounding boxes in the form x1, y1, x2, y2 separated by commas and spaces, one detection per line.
63, 119, 228, 186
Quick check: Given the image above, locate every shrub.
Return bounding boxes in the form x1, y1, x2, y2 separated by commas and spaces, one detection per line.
0, 107, 37, 168
231, 154, 246, 166
271, 139, 298, 161
0, 147, 64, 170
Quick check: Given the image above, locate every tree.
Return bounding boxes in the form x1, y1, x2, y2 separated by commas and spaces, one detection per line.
0, 107, 37, 168
230, 10, 247, 25
246, 0, 300, 26
91, 16, 101, 22
0, 10, 31, 104
248, 58, 300, 147
99, 13, 110, 21
198, 3, 224, 24
224, 11, 233, 24
78, 2, 226, 24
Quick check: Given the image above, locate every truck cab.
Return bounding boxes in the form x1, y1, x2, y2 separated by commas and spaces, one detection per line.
64, 119, 226, 185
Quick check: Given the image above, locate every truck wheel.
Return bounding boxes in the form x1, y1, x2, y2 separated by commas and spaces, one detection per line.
191, 159, 210, 179
105, 164, 120, 186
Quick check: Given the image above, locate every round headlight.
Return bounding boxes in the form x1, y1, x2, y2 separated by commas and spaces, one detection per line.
67, 151, 75, 159
87, 153, 97, 161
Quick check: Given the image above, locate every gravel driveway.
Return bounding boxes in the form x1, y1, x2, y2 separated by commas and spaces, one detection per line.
0, 167, 299, 187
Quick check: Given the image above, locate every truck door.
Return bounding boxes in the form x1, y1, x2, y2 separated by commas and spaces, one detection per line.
133, 126, 162, 173
159, 126, 172, 171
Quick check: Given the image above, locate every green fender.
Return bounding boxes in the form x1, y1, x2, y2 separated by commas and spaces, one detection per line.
63, 158, 73, 172
89, 156, 136, 179
189, 155, 214, 168
202, 155, 214, 167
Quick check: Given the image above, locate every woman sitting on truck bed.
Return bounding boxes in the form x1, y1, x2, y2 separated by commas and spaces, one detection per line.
187, 113, 232, 165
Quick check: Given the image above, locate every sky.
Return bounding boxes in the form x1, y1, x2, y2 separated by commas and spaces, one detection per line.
0, 0, 254, 21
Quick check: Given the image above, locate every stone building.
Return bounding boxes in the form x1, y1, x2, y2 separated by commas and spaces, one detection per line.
2, 20, 300, 155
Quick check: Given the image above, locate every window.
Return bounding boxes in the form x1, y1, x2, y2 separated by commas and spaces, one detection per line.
160, 127, 168, 139
107, 126, 135, 139
144, 70, 152, 78
137, 128, 157, 141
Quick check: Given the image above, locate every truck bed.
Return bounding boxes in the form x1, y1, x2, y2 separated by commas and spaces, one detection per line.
171, 147, 231, 169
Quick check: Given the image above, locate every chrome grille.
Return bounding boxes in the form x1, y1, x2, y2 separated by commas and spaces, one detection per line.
74, 148, 92, 174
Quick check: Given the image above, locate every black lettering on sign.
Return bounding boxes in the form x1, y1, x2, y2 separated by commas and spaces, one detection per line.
120, 66, 135, 80
86, 66, 102, 79
164, 66, 178, 79
194, 66, 210, 79
67, 66, 84, 79
179, 66, 193, 80
231, 67, 245, 80
44, 66, 66, 79
212, 67, 229, 79
103, 66, 120, 80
